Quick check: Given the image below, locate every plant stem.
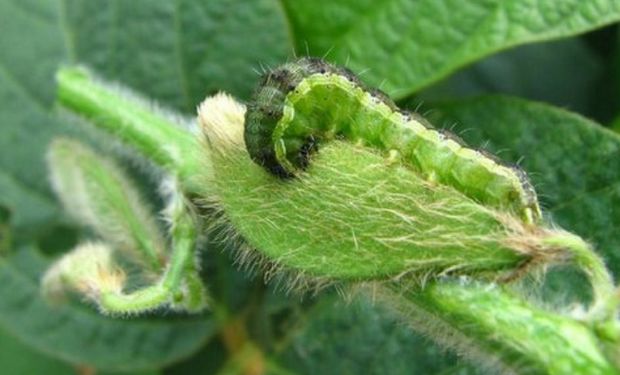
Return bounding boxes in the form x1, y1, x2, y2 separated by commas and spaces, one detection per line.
381, 280, 618, 374
56, 67, 209, 194
162, 225, 195, 293
98, 195, 206, 314
100, 285, 169, 314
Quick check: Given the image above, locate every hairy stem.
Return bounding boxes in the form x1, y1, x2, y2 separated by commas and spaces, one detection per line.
162, 191, 208, 311
95, 195, 206, 314
99, 284, 170, 313
380, 280, 617, 374
56, 67, 209, 194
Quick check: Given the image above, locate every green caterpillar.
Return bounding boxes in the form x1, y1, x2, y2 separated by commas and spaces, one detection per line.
244, 58, 541, 223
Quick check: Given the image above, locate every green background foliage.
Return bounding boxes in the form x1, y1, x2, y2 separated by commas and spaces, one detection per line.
1, 0, 619, 373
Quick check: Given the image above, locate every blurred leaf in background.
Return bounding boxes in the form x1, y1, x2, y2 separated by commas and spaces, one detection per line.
1, 0, 620, 373
282, 0, 620, 98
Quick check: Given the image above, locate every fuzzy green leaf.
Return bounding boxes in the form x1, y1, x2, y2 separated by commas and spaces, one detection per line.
418, 38, 608, 120
282, 0, 620, 98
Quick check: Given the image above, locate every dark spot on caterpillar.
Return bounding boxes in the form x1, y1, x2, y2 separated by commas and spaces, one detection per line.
298, 136, 319, 169
262, 68, 299, 94
268, 164, 295, 178
261, 106, 280, 118
370, 88, 398, 111
304, 57, 331, 75
270, 69, 288, 83
258, 150, 294, 178
399, 110, 412, 122
336, 66, 362, 86
369, 88, 389, 102
399, 109, 434, 130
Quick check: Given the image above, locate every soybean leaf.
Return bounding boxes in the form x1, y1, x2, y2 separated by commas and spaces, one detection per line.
0, 326, 73, 375
282, 0, 620, 99
0, 0, 72, 241
276, 295, 459, 375
60, 0, 292, 112
418, 38, 607, 121
0, 171, 59, 244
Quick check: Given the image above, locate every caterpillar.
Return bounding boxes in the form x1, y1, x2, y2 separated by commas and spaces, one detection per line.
244, 57, 541, 224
